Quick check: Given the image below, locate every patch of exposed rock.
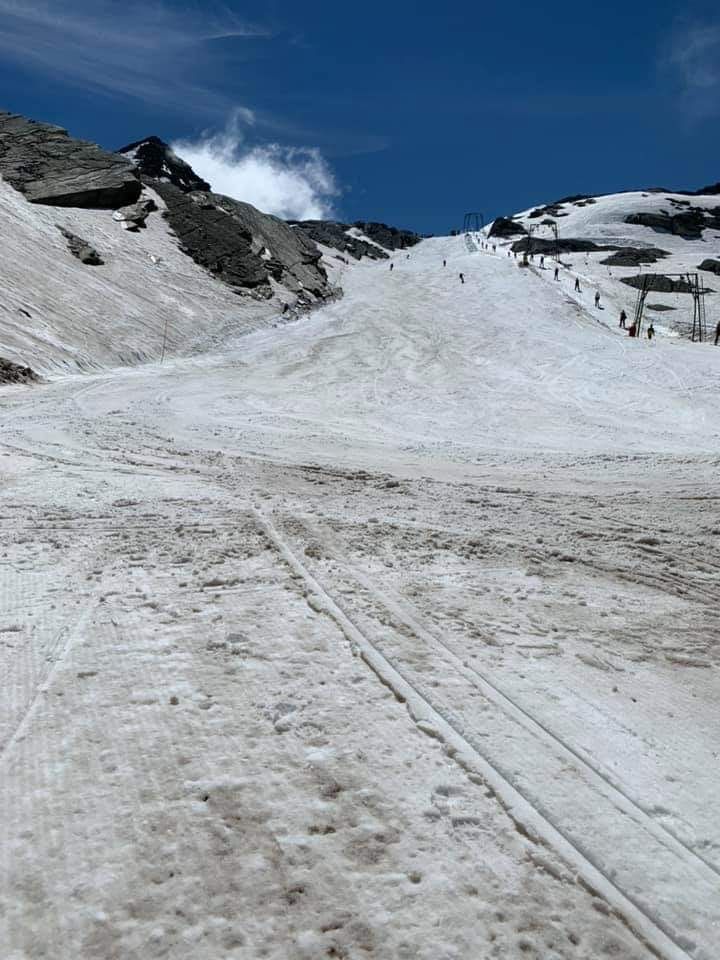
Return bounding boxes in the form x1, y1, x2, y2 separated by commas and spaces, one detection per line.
620, 275, 709, 294
511, 237, 613, 255
118, 136, 211, 192
626, 207, 720, 239
600, 248, 670, 266
698, 259, 720, 276
353, 221, 420, 250
56, 226, 104, 265
291, 221, 388, 261
0, 112, 140, 208
527, 196, 595, 219
0, 357, 39, 384
488, 217, 527, 238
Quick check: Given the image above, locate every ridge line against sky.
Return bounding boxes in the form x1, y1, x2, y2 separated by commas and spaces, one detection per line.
0, 0, 719, 232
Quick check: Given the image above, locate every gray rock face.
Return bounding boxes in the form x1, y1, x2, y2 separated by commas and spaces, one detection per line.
152, 183, 330, 301
211, 196, 329, 298
0, 357, 38, 384
57, 226, 104, 265
0, 112, 141, 208
152, 183, 270, 293
698, 259, 720, 275
291, 221, 389, 261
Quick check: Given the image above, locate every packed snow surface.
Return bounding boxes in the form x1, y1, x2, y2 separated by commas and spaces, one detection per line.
1, 229, 719, 960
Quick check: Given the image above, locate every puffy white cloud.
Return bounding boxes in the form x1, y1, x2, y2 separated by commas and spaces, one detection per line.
171, 113, 339, 220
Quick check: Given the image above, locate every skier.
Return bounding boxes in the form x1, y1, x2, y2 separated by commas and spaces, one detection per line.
647, 322, 655, 340
574, 277, 581, 293
443, 259, 447, 267
459, 272, 465, 284
390, 262, 394, 271
540, 255, 545, 268
594, 291, 601, 308
715, 320, 720, 345
554, 266, 559, 281
619, 309, 627, 329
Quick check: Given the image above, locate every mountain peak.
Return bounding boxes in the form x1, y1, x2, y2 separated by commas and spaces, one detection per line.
117, 136, 211, 193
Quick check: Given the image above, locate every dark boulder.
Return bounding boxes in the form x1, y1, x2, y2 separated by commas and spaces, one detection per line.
117, 136, 211, 193
56, 226, 104, 265
488, 217, 527, 238
698, 258, 720, 275
112, 197, 157, 231
0, 112, 140, 208
0, 357, 39, 384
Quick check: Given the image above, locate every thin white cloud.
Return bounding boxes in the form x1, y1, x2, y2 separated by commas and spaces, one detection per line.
172, 112, 340, 220
0, 0, 266, 112
665, 20, 720, 116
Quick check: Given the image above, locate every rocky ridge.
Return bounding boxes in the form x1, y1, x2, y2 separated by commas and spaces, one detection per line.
0, 112, 141, 208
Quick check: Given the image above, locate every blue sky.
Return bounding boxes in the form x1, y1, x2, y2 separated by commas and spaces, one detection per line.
0, 0, 718, 232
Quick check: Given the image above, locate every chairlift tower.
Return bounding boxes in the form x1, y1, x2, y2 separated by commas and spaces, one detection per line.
463, 212, 485, 233
632, 272, 707, 341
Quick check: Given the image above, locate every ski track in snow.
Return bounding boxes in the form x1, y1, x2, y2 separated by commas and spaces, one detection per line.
1, 229, 719, 959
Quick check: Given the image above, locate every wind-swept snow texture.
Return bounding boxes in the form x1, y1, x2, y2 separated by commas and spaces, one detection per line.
0, 178, 284, 374
1, 230, 719, 960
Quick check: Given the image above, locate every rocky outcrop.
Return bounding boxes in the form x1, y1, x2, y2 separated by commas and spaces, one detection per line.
56, 226, 104, 265
511, 237, 612, 255
620, 275, 698, 294
112, 197, 157, 231
600, 248, 670, 266
152, 183, 272, 293
118, 137, 211, 192
0, 112, 140, 208
698, 259, 720, 276
488, 217, 527, 238
211, 195, 330, 298
291, 221, 389, 261
152, 183, 330, 301
626, 206, 720, 239
0, 357, 38, 384
353, 222, 420, 250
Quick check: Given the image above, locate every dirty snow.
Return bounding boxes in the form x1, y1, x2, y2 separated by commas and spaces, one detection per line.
1, 215, 720, 960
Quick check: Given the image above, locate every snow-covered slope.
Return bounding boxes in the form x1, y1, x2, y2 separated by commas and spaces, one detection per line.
2, 231, 720, 960
487, 190, 720, 340
0, 177, 283, 374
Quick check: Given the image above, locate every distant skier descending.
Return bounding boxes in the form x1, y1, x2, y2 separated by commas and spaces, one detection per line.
647, 322, 655, 340
595, 291, 601, 308
390, 262, 394, 271
459, 273, 465, 284
619, 309, 627, 329
574, 277, 581, 293
554, 266, 560, 280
